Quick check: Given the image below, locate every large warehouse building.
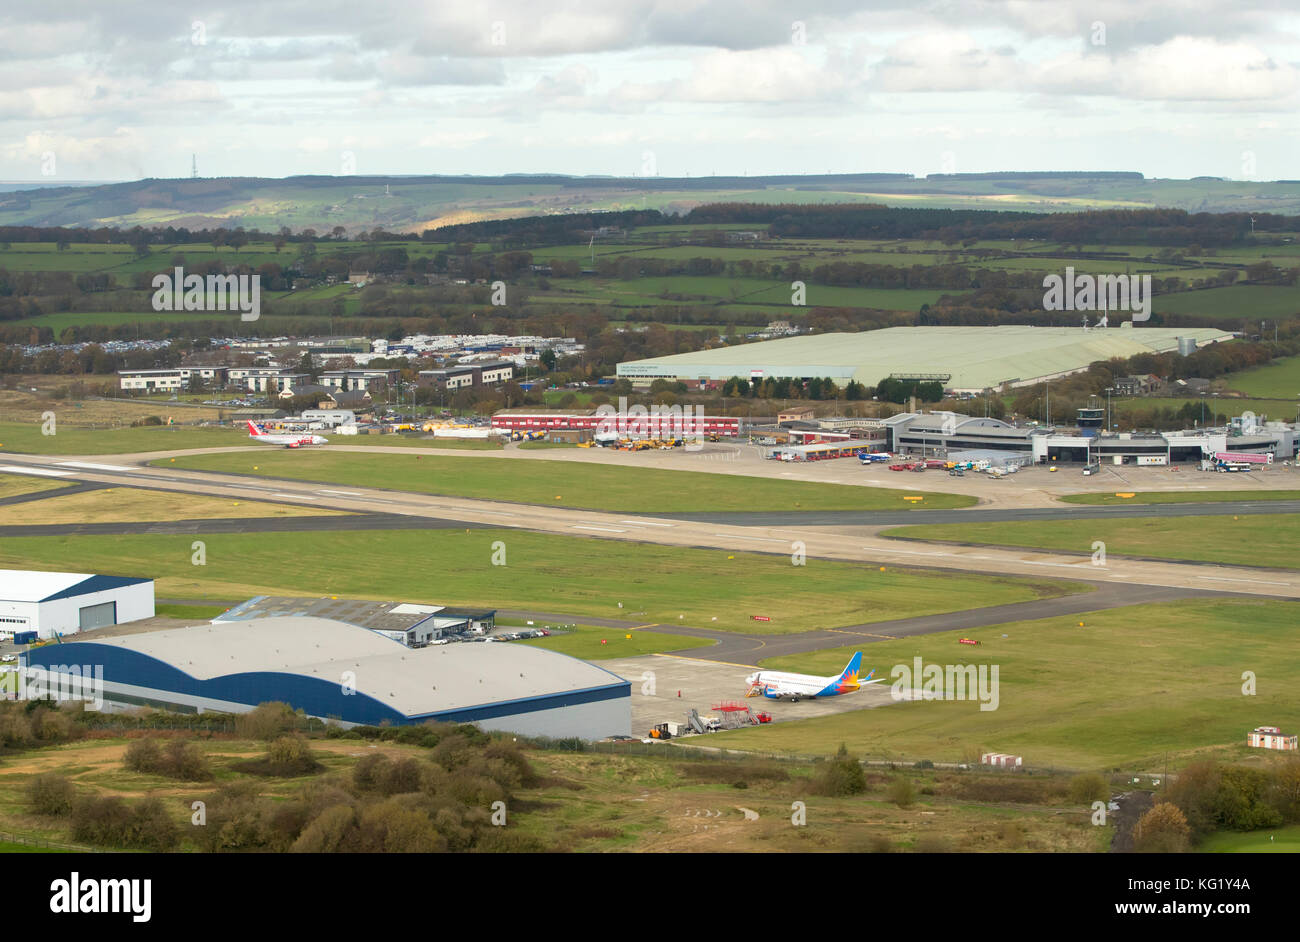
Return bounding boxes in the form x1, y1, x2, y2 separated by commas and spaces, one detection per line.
0, 570, 154, 640
23, 616, 631, 738
616, 325, 1233, 393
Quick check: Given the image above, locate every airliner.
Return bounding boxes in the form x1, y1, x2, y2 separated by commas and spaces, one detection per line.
247, 420, 328, 448
745, 652, 880, 702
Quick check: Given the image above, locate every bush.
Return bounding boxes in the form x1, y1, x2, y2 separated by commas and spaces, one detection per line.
888, 777, 916, 808
235, 702, 300, 740
70, 795, 179, 851
27, 774, 75, 817
122, 737, 211, 780
1068, 772, 1109, 805
1133, 802, 1191, 853
234, 735, 323, 777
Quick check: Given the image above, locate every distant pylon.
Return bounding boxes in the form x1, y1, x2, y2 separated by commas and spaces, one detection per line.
191, 154, 197, 179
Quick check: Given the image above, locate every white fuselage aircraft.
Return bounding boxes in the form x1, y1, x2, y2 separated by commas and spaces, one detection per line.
745, 652, 880, 702
247, 420, 328, 448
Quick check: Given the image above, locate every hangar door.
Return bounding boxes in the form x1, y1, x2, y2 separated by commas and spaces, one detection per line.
78, 601, 117, 630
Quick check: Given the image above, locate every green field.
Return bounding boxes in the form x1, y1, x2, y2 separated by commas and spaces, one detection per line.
1224, 355, 1300, 400
0, 529, 1078, 634
0, 422, 236, 454
1153, 284, 1300, 320
0, 422, 504, 455
883, 514, 1300, 569
704, 598, 1300, 769
1061, 490, 1300, 505
517, 624, 713, 659
1197, 824, 1300, 853
0, 473, 70, 499
162, 450, 977, 512
154, 603, 233, 621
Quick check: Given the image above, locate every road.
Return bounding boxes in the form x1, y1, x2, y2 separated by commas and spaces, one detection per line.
1, 448, 1297, 600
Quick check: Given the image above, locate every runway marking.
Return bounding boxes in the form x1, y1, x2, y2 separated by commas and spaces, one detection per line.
1199, 576, 1290, 587
621, 520, 674, 527
572, 525, 627, 533
317, 489, 364, 496
0, 465, 74, 476
271, 493, 317, 500
718, 534, 789, 544
828, 628, 898, 640
56, 461, 136, 472
651, 653, 758, 669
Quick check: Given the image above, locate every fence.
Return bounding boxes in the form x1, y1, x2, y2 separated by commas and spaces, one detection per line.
0, 830, 104, 853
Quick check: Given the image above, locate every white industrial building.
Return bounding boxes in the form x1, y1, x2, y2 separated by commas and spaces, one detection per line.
25, 616, 631, 738
0, 570, 155, 640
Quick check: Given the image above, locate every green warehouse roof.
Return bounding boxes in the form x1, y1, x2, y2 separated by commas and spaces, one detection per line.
616, 326, 1233, 392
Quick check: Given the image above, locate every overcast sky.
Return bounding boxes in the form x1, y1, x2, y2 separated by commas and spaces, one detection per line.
1, 1, 1298, 182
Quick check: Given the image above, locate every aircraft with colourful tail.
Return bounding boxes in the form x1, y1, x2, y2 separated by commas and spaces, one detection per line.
744, 652, 880, 702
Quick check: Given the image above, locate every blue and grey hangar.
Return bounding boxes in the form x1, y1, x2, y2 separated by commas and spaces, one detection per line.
23, 615, 631, 739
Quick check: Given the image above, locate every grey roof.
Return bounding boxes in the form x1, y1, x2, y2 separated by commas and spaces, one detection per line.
214, 595, 453, 633
616, 326, 1233, 391
74, 616, 626, 716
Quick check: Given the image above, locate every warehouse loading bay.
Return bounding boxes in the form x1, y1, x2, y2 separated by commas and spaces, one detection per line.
597, 654, 903, 741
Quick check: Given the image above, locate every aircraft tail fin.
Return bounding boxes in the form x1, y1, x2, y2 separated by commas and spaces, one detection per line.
837, 651, 863, 685
247, 420, 263, 436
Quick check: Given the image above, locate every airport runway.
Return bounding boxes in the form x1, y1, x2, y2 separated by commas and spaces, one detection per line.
651, 501, 1300, 527
2, 449, 1297, 600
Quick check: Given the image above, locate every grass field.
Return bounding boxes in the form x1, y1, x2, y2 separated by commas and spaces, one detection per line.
517, 624, 713, 659
162, 451, 977, 512
153, 603, 232, 620
0, 421, 504, 455
0, 487, 346, 525
882, 514, 1300, 569
0, 473, 70, 499
703, 598, 1300, 769
1197, 824, 1300, 853
0, 529, 1078, 634
0, 422, 234, 454
1060, 490, 1300, 505
1152, 284, 1300, 320
1224, 355, 1300, 401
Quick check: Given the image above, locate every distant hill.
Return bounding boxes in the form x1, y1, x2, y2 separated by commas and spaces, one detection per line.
1, 171, 1298, 233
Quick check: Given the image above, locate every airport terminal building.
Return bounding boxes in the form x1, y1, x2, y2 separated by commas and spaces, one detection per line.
22, 616, 631, 739
882, 411, 1298, 465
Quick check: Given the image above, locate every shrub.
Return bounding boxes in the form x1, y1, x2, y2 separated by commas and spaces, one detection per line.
1068, 772, 1109, 805
235, 702, 300, 740
810, 745, 867, 797
70, 795, 179, 851
1133, 802, 1191, 853
27, 774, 75, 817
888, 776, 916, 808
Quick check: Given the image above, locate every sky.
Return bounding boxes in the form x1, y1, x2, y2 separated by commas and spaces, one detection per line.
1, 0, 1298, 182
